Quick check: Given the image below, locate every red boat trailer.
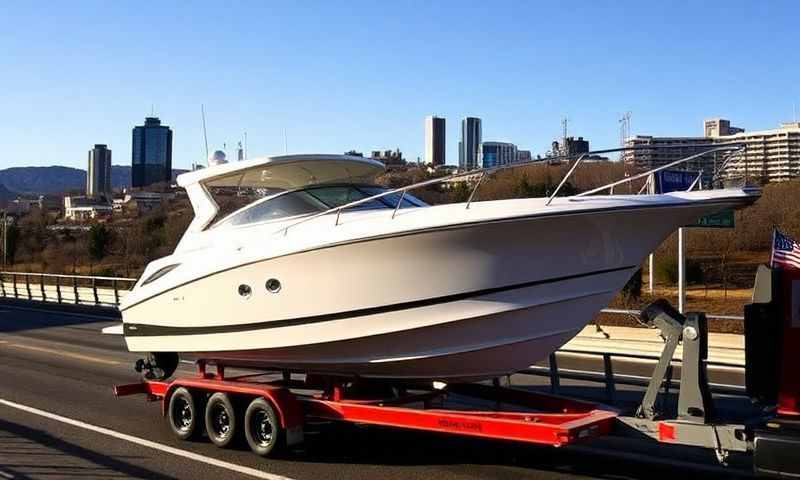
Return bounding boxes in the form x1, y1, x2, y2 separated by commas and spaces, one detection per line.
114, 265, 800, 476
115, 360, 618, 457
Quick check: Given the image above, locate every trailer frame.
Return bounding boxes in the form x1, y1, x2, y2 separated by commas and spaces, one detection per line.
115, 359, 619, 455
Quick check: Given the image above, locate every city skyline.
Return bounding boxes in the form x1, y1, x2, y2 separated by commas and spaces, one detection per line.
2, 2, 799, 171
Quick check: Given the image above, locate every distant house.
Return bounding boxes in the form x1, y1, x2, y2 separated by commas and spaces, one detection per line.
114, 191, 172, 216
6, 195, 44, 215
64, 196, 113, 221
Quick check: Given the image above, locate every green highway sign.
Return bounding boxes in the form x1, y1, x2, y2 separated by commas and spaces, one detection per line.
692, 209, 735, 229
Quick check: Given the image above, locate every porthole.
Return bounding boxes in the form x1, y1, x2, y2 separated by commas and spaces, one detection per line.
265, 278, 281, 293
238, 284, 252, 298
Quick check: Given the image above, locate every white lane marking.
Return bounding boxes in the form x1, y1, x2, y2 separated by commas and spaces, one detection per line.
0, 468, 14, 479
0, 398, 296, 480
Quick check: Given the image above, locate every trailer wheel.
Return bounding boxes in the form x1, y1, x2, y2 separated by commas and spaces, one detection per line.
205, 392, 238, 448
244, 397, 285, 457
167, 387, 201, 440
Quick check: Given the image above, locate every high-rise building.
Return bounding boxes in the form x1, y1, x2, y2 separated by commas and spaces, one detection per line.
459, 117, 482, 171
424, 116, 446, 166
479, 142, 518, 169
704, 118, 744, 137
86, 144, 112, 199
132, 117, 173, 188
517, 150, 532, 163
623, 118, 800, 183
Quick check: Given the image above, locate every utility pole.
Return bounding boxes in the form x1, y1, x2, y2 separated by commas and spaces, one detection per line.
2, 210, 7, 267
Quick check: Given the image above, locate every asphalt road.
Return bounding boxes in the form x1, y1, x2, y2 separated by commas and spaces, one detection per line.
0, 301, 756, 480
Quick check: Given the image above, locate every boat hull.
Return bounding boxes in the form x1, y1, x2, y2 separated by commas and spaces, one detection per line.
122, 195, 747, 380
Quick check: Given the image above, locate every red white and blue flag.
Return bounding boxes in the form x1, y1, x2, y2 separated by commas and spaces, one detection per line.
771, 229, 800, 270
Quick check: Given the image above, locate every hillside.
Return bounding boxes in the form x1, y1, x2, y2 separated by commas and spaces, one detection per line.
0, 165, 186, 195
0, 182, 14, 205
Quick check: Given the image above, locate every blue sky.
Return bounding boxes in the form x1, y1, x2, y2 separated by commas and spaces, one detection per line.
1, 1, 798, 170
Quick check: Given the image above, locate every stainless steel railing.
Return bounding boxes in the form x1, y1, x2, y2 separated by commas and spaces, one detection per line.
278, 143, 747, 236
0, 271, 137, 307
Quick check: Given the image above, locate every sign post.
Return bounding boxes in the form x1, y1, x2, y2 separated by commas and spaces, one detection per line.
678, 227, 685, 313
652, 170, 735, 312
647, 174, 655, 294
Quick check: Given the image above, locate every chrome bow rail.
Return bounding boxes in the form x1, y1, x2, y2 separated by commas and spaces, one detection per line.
0, 271, 137, 307
277, 143, 746, 236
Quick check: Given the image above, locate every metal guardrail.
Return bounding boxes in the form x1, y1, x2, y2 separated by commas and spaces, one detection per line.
0, 271, 137, 307
601, 307, 745, 322
521, 347, 745, 406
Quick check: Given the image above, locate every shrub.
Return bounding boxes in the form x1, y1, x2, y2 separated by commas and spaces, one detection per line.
655, 254, 703, 285
621, 267, 643, 299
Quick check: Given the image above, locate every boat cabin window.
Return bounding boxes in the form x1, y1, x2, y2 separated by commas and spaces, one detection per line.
211, 185, 426, 229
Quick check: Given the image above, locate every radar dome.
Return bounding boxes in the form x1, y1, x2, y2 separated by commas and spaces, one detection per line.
208, 150, 228, 166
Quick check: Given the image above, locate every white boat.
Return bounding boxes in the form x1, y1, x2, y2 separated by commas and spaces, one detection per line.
118, 150, 758, 381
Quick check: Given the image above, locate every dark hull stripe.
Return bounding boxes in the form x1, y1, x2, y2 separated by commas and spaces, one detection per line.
123, 264, 636, 337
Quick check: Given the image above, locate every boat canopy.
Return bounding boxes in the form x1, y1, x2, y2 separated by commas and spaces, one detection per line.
177, 154, 384, 189
177, 154, 385, 233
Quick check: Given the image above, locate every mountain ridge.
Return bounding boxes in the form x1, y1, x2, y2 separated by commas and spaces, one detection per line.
0, 165, 186, 195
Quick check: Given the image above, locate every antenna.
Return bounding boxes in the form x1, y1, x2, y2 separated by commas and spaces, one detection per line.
619, 112, 632, 161
244, 131, 248, 160
201, 105, 209, 164
151, 104, 155, 116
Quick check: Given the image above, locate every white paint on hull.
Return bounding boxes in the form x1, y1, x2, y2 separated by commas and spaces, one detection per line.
121, 189, 757, 380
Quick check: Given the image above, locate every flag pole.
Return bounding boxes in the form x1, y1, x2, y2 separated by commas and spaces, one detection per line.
770, 227, 777, 268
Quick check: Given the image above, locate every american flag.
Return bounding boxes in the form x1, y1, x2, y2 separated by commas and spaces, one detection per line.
771, 229, 800, 270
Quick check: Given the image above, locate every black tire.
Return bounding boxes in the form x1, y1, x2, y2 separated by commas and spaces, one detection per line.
244, 397, 286, 457
141, 352, 179, 381
205, 392, 238, 448
167, 387, 200, 440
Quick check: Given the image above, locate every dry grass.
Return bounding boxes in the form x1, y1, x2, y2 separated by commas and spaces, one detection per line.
599, 285, 751, 334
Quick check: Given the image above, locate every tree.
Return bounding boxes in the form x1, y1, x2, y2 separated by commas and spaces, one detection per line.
88, 224, 112, 261
3, 222, 19, 265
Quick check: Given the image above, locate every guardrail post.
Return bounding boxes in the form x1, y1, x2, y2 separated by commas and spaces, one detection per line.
92, 278, 99, 305
548, 353, 560, 394
12, 274, 18, 298
73, 277, 79, 305
0, 272, 5, 297
113, 279, 119, 306
603, 354, 616, 404
25, 274, 31, 300
40, 275, 46, 301
55, 277, 62, 303
665, 364, 674, 395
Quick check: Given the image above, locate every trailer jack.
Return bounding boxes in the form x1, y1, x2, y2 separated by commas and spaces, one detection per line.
617, 299, 753, 464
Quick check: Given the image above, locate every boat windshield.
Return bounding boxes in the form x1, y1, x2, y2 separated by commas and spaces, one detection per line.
211, 184, 427, 229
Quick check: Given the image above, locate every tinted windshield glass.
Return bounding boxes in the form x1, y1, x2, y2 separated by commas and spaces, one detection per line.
212, 184, 426, 229
218, 191, 327, 227
358, 186, 427, 208
306, 186, 386, 210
